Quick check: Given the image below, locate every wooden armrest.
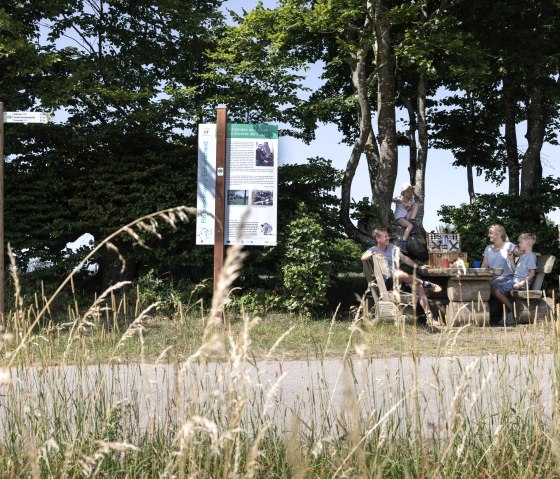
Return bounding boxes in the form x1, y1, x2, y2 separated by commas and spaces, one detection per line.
384, 291, 414, 305
511, 290, 542, 300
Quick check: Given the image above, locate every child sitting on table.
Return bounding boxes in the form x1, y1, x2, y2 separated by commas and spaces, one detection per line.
491, 233, 537, 327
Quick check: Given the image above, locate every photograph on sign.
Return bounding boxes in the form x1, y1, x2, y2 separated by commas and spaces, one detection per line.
255, 141, 274, 166
251, 190, 273, 206
227, 190, 249, 206
196, 123, 278, 246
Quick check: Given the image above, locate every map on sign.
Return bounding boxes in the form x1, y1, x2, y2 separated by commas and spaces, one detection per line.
3, 111, 50, 124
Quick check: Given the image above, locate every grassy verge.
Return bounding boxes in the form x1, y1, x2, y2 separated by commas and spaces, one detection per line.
1, 306, 560, 478
6, 308, 558, 366
1, 235, 559, 477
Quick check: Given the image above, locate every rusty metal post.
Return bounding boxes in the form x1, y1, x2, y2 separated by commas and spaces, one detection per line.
213, 107, 227, 318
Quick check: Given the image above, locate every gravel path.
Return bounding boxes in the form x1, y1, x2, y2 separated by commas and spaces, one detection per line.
3, 353, 556, 438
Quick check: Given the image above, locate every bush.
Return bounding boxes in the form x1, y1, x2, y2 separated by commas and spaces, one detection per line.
281, 210, 332, 315
438, 184, 560, 288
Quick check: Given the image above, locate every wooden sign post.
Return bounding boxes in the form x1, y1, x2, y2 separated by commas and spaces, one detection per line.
0, 104, 51, 322
0, 103, 4, 323
213, 106, 227, 319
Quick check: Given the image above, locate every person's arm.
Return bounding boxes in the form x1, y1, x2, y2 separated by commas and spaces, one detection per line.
481, 256, 489, 268
508, 249, 517, 272
361, 250, 373, 261
400, 253, 422, 270
513, 269, 536, 289
511, 245, 522, 256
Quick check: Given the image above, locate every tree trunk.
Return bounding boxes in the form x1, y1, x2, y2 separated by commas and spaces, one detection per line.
339, 17, 376, 245
397, 73, 429, 258
521, 76, 545, 195
503, 74, 520, 195
521, 71, 546, 224
372, 0, 398, 225
466, 157, 475, 203
411, 72, 429, 258
466, 94, 476, 203
404, 96, 417, 183
364, 129, 381, 233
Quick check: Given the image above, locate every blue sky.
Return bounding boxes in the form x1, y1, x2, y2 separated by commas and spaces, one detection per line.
227, 0, 560, 231
279, 123, 560, 231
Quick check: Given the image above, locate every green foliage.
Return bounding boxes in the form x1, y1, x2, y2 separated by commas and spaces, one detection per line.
2, 1, 223, 290
438, 180, 560, 279
350, 197, 381, 226
203, 3, 309, 128
227, 288, 281, 316
237, 157, 344, 288
136, 270, 213, 318
430, 92, 507, 183
280, 208, 333, 315
278, 156, 343, 236
136, 269, 175, 316
329, 237, 363, 273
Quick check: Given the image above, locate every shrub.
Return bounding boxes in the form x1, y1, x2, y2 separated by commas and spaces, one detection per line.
280, 210, 332, 315
438, 184, 560, 288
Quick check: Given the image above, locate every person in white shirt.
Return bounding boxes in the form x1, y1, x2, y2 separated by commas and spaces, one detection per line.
481, 224, 516, 286
392, 183, 418, 254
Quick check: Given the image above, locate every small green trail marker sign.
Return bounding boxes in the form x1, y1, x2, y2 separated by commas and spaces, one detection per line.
3, 111, 51, 124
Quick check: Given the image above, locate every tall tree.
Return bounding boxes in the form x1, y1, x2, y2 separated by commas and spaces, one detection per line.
449, 0, 560, 221
2, 0, 226, 285
207, 0, 482, 254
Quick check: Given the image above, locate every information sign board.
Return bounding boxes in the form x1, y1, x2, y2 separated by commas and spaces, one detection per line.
197, 123, 278, 246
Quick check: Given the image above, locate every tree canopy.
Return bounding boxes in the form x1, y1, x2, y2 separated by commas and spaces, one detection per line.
1, 0, 559, 313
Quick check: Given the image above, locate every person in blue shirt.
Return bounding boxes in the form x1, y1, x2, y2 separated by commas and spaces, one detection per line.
481, 224, 516, 287
361, 227, 442, 325
490, 232, 537, 326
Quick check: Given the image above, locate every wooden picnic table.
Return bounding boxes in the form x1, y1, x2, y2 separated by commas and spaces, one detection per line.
419, 267, 503, 326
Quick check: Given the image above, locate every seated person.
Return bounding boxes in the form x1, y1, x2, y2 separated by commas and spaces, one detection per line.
491, 233, 537, 326
361, 227, 442, 325
481, 224, 516, 287
392, 183, 418, 254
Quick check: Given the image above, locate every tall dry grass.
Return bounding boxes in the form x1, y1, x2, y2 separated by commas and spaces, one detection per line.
0, 209, 559, 477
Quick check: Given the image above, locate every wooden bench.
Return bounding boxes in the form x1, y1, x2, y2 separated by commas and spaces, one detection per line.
362, 256, 416, 322
510, 254, 556, 323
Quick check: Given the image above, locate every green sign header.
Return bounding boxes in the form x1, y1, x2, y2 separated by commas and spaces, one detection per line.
227, 124, 278, 139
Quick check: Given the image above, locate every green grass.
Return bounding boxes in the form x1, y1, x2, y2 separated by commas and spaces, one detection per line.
1, 219, 560, 477
6, 309, 559, 366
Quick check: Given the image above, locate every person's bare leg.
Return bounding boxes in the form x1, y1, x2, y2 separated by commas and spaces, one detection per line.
415, 283, 439, 325
398, 218, 413, 241
406, 203, 419, 234
395, 271, 441, 326
394, 270, 416, 285
491, 287, 514, 311
406, 202, 419, 221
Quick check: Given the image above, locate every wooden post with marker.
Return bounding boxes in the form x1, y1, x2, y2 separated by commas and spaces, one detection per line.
213, 106, 227, 321
0, 102, 4, 324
